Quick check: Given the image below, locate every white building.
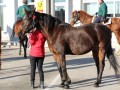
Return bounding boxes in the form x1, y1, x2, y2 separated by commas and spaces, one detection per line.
0, 0, 120, 48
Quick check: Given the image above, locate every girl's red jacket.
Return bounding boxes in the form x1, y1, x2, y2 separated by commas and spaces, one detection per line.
29, 30, 46, 57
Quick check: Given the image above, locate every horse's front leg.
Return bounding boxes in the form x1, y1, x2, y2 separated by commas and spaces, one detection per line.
21, 41, 27, 58
25, 36, 28, 48
61, 60, 71, 89
53, 53, 71, 89
19, 41, 22, 55
52, 54, 64, 86
57, 64, 71, 88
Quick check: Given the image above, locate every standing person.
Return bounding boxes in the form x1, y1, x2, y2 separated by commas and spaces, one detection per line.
93, 0, 107, 23
29, 29, 46, 89
16, 0, 31, 20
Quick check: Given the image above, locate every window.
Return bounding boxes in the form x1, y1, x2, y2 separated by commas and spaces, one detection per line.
0, 0, 3, 3
84, 3, 97, 15
115, 1, 120, 17
55, 0, 65, 21
106, 2, 113, 17
55, 0, 65, 2
28, 0, 35, 10
28, 0, 34, 2
84, 2, 114, 17
55, 6, 64, 11
55, 0, 65, 11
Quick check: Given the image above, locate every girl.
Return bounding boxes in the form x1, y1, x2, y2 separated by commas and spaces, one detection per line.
29, 29, 46, 89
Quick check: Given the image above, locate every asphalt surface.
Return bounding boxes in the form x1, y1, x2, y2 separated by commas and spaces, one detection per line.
1, 46, 120, 90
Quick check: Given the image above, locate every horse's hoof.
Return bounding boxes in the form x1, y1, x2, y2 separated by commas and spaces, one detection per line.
19, 53, 21, 55
0, 67, 2, 70
64, 85, 70, 89
67, 80, 71, 85
24, 56, 27, 59
93, 83, 99, 87
59, 82, 65, 88
59, 84, 65, 88
11, 35, 14, 38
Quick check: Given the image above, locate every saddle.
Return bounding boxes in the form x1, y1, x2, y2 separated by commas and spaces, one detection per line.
92, 16, 111, 25
102, 18, 111, 25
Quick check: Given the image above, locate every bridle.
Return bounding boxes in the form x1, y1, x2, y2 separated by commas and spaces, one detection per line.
73, 12, 80, 24
22, 17, 36, 34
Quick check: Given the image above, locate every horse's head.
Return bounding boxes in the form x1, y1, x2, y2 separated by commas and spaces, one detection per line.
20, 9, 45, 35
17, 9, 36, 41
70, 10, 80, 26
70, 10, 93, 26
20, 10, 35, 34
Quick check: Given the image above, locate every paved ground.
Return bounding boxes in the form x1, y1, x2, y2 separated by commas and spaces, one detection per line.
1, 46, 120, 90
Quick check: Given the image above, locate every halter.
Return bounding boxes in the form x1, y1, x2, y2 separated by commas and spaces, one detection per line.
21, 17, 35, 36
73, 12, 80, 23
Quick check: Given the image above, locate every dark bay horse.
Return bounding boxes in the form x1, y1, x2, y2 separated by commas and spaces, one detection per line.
20, 10, 120, 89
70, 10, 120, 45
11, 19, 28, 58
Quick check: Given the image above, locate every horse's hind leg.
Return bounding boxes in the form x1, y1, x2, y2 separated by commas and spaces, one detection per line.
92, 47, 105, 87
92, 50, 100, 87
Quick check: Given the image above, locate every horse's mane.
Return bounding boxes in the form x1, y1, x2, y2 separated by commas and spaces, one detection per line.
34, 12, 70, 31
78, 10, 93, 18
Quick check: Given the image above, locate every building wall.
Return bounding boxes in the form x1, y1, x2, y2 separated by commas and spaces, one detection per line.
2, 0, 16, 42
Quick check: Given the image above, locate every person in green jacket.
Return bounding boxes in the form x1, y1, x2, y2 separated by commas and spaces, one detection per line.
11, 0, 31, 37
16, 0, 31, 20
94, 0, 107, 23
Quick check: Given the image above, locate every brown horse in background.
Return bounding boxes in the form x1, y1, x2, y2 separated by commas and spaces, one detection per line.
20, 10, 120, 89
70, 10, 120, 46
11, 19, 28, 58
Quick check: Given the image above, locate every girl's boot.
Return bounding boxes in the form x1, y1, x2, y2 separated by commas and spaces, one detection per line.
39, 81, 44, 89
31, 81, 35, 89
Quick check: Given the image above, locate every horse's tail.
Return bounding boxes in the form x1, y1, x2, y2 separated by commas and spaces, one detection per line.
106, 43, 120, 77
11, 22, 16, 38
